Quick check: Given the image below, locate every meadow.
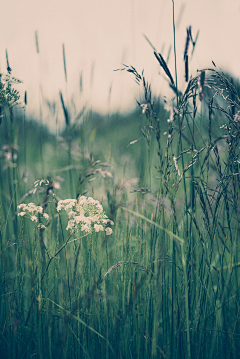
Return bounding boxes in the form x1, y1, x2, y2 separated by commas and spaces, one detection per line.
1, 16, 240, 359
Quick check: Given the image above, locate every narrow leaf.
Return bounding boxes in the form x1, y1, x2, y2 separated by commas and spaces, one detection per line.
46, 298, 115, 354
121, 207, 184, 244
62, 43, 67, 82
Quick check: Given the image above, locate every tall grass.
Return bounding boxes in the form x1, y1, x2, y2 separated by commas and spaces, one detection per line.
1, 12, 240, 359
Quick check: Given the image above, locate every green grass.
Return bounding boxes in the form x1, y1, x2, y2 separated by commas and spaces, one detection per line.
1, 17, 240, 359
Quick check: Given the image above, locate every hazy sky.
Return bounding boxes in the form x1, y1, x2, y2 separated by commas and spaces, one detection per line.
1, 0, 240, 129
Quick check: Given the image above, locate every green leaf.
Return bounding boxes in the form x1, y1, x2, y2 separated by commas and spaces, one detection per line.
46, 298, 115, 354
120, 207, 184, 244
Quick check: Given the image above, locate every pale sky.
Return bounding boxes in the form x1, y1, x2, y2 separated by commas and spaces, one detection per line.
1, 0, 240, 129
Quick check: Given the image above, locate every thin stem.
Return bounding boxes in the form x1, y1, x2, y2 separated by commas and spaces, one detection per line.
172, 0, 178, 107
172, 2, 191, 358
41, 233, 88, 282
181, 243, 191, 359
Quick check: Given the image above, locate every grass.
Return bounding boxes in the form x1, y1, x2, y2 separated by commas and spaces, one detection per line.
1, 10, 240, 358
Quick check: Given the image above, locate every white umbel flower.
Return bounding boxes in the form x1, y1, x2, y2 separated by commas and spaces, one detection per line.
57, 195, 114, 235
17, 202, 49, 229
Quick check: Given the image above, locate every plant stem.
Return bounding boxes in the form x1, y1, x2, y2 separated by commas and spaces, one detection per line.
41, 233, 88, 282
172, 0, 178, 107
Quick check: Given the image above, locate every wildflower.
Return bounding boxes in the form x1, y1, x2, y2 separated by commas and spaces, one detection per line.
17, 202, 49, 229
18, 204, 27, 210
68, 210, 75, 219
18, 212, 25, 216
57, 199, 76, 212
43, 213, 49, 220
105, 227, 113, 235
36, 206, 43, 214
81, 223, 92, 233
66, 220, 75, 231
57, 195, 114, 235
27, 203, 37, 213
94, 224, 104, 232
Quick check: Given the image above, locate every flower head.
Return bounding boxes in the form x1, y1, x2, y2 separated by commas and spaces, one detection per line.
57, 195, 114, 235
17, 202, 49, 229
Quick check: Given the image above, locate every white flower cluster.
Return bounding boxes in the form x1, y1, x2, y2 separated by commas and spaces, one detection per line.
17, 203, 49, 229
57, 196, 114, 235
